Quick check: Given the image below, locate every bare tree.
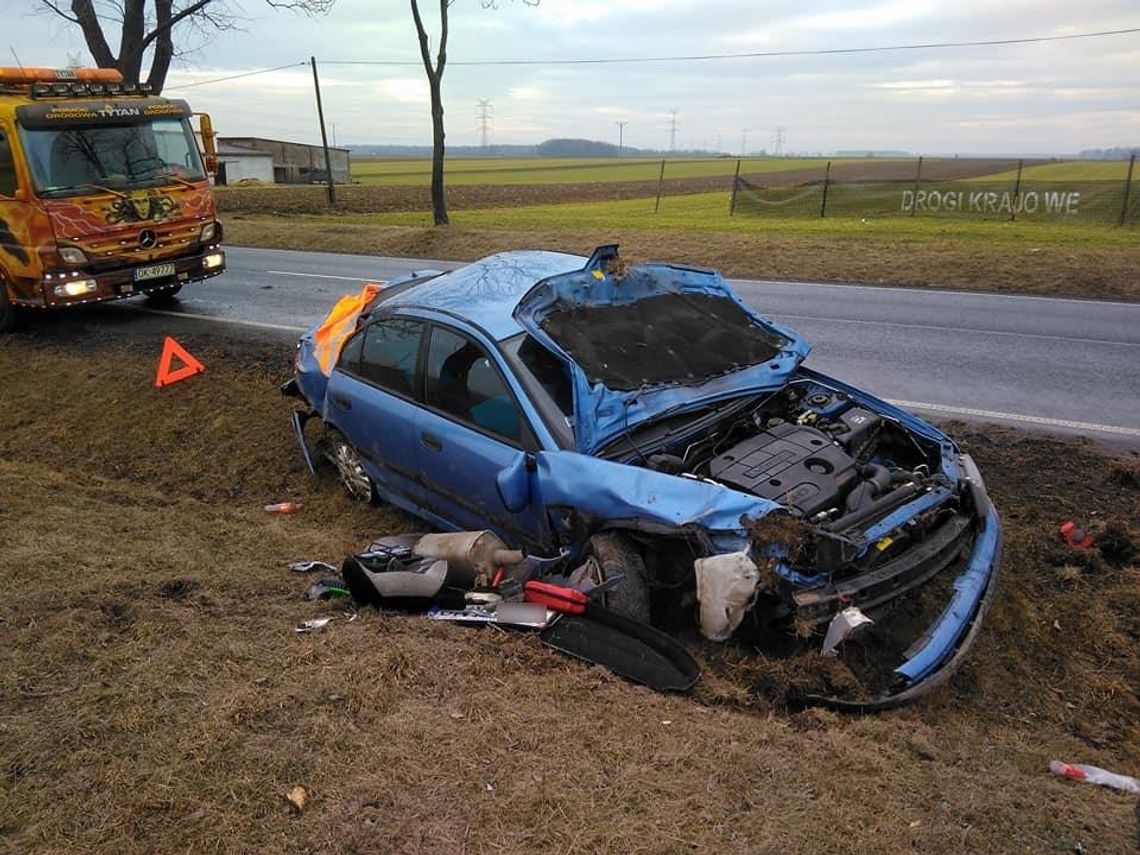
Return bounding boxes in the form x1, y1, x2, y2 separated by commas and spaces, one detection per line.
40, 0, 334, 94
410, 0, 536, 226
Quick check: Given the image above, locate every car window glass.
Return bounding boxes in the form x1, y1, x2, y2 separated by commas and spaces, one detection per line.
336, 329, 365, 372
0, 129, 17, 197
426, 325, 523, 442
518, 335, 572, 418
358, 318, 423, 396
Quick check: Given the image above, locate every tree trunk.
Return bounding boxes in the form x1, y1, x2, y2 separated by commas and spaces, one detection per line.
118, 0, 146, 83
146, 0, 175, 93
428, 74, 448, 226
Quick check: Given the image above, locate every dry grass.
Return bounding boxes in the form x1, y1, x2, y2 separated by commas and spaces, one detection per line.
1, 336, 1138, 853
224, 217, 1140, 301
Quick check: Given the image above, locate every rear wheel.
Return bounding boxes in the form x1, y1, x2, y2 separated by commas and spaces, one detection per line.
325, 429, 376, 503
145, 284, 183, 305
584, 532, 651, 624
0, 285, 16, 333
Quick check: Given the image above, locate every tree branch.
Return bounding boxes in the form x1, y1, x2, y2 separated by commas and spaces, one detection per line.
39, 0, 79, 24
68, 0, 116, 66
138, 0, 216, 52
410, 0, 437, 79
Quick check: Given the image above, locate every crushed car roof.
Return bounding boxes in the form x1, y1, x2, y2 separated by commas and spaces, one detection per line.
382, 249, 587, 341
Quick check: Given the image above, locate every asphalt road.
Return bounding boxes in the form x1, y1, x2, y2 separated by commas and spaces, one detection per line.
112, 245, 1140, 443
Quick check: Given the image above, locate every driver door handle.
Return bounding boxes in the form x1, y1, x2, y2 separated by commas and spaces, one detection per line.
420, 431, 443, 453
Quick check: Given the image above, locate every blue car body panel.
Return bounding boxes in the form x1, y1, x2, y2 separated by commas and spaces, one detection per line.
514, 260, 811, 455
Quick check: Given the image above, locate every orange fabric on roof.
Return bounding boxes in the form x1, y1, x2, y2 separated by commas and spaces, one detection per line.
312, 282, 384, 375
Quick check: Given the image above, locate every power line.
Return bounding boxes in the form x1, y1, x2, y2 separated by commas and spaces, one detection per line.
321, 27, 1140, 67
164, 61, 308, 90
160, 26, 1140, 91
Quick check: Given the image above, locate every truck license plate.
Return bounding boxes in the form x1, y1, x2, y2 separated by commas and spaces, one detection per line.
134, 262, 176, 282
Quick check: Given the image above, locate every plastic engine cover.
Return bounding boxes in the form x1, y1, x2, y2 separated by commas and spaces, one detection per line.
708, 423, 857, 516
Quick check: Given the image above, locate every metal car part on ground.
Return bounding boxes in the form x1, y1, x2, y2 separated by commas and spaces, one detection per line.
284, 245, 1002, 710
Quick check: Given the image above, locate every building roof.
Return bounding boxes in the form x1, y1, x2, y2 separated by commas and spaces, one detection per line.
218, 136, 350, 154
383, 250, 588, 340
217, 144, 273, 157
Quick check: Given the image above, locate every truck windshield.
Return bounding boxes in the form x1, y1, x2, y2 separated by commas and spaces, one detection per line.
18, 117, 205, 197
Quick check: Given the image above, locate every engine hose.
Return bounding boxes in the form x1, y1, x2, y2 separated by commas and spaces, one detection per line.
824, 480, 924, 533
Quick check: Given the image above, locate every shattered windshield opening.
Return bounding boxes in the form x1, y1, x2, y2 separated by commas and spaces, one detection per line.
539, 292, 787, 392
19, 117, 205, 197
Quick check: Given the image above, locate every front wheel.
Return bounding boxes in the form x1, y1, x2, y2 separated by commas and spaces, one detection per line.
325, 430, 376, 504
145, 284, 183, 305
583, 532, 651, 624
0, 286, 16, 333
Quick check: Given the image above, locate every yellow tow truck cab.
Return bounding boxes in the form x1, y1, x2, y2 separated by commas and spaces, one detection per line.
0, 66, 225, 331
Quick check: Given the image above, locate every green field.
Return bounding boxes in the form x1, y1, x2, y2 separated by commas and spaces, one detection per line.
965, 160, 1133, 183
350, 155, 864, 185
289, 190, 1138, 247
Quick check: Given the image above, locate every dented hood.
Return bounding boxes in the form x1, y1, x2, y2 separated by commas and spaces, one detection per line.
514, 257, 810, 454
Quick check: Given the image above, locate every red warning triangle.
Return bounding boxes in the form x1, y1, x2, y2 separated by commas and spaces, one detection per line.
155, 336, 205, 388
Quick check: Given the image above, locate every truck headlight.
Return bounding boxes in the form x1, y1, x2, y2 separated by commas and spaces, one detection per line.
199, 222, 217, 243
58, 247, 87, 265
202, 252, 224, 270
53, 279, 98, 298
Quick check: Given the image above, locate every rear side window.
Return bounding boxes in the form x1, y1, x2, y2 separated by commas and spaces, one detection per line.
356, 318, 423, 396
426, 325, 526, 443
0, 129, 17, 197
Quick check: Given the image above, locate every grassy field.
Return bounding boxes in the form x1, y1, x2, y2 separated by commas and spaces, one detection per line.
350, 155, 870, 185
967, 160, 1134, 183
215, 154, 1138, 300
2, 333, 1137, 853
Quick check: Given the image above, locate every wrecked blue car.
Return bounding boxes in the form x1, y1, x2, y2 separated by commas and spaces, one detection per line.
285, 245, 1001, 710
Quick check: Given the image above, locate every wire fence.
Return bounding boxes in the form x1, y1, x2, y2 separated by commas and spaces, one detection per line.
730, 155, 1137, 225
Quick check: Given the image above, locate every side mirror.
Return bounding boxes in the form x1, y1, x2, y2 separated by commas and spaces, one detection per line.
496, 452, 533, 512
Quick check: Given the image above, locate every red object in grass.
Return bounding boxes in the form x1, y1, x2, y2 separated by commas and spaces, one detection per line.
1059, 521, 1093, 549
524, 580, 588, 615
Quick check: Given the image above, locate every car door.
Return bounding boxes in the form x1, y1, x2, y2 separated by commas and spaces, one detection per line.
414, 322, 551, 552
0, 123, 39, 289
324, 316, 431, 516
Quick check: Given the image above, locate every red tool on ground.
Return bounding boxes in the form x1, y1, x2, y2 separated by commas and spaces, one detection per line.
524, 580, 588, 615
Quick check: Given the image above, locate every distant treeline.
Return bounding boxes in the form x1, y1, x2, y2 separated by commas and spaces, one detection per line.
1078, 147, 1140, 160
347, 138, 725, 158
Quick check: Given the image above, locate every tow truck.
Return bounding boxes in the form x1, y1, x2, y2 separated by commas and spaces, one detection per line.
0, 66, 225, 331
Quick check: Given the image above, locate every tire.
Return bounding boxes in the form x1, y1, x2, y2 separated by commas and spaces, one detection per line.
145, 284, 183, 305
325, 429, 376, 504
584, 532, 651, 624
0, 285, 16, 333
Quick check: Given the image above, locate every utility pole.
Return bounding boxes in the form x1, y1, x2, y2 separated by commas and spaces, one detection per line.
310, 56, 335, 205
476, 99, 493, 150
773, 125, 787, 156
615, 121, 627, 155
741, 129, 748, 157
668, 109, 678, 152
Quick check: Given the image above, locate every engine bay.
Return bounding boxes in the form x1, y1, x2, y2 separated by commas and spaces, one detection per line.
643, 381, 949, 537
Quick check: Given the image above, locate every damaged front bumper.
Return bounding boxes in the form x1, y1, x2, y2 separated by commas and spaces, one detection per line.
800, 454, 1002, 711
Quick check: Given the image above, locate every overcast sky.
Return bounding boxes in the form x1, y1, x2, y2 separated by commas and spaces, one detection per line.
3, 0, 1138, 154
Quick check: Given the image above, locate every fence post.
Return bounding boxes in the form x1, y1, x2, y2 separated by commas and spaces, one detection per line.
653, 158, 666, 214
819, 161, 831, 218
1009, 158, 1023, 222
728, 158, 741, 216
1119, 153, 1136, 226
909, 156, 923, 217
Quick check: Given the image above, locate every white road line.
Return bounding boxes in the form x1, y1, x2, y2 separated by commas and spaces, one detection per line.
139, 307, 306, 333
266, 269, 370, 282
729, 277, 1140, 310
776, 313, 1139, 348
888, 399, 1140, 438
